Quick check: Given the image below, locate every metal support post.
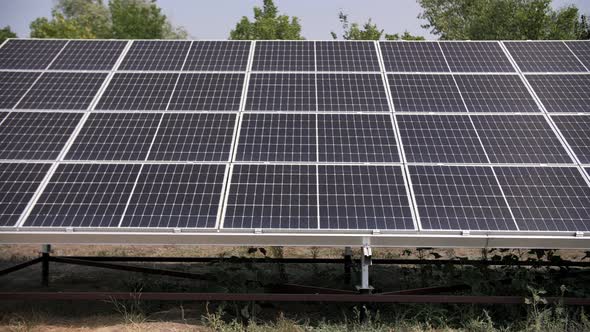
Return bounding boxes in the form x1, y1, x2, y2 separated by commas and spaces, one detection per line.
357, 245, 373, 294
343, 246, 353, 285
40, 244, 51, 287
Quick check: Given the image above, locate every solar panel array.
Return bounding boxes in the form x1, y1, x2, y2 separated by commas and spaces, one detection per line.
1, 39, 590, 240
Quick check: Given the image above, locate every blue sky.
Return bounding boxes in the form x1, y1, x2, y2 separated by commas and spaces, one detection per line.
1, 0, 589, 39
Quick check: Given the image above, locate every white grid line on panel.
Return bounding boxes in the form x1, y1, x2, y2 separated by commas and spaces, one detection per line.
117, 164, 145, 227
11, 72, 45, 110
214, 164, 231, 230
43, 40, 70, 70
562, 41, 589, 72
0, 38, 9, 49
219, 164, 235, 229
314, 41, 320, 229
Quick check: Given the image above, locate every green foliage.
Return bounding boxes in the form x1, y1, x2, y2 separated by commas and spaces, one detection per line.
230, 0, 303, 40
418, 0, 590, 40
29, 0, 187, 39
0, 26, 17, 45
331, 12, 424, 41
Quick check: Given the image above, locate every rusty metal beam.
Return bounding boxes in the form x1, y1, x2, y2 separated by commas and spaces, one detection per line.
0, 292, 589, 304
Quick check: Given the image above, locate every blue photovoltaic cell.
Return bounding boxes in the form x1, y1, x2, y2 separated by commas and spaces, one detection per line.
49, 40, 127, 70
224, 165, 318, 229
409, 165, 517, 231
439, 42, 515, 72
119, 41, 191, 71
236, 113, 316, 162
550, 115, 590, 164
167, 73, 244, 111
379, 41, 449, 72
316, 41, 380, 72
504, 41, 587, 72
252, 41, 314, 71
96, 73, 178, 111
25, 163, 141, 228
317, 73, 390, 112
0, 163, 51, 227
120, 164, 226, 228
184, 41, 250, 71
495, 166, 590, 232
566, 41, 590, 70
388, 74, 467, 112
526, 74, 590, 113
396, 114, 488, 164
319, 165, 414, 230
0, 71, 41, 109
245, 73, 316, 111
0, 39, 67, 70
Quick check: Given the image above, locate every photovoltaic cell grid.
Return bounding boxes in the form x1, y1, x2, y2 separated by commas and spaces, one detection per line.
319, 165, 413, 230
526, 74, 590, 113
409, 165, 517, 231
0, 112, 83, 160
246, 73, 316, 111
236, 113, 316, 162
379, 41, 449, 72
168, 73, 244, 111
439, 42, 515, 72
183, 41, 250, 71
118, 41, 191, 71
0, 163, 51, 227
24, 164, 141, 227
396, 114, 488, 164
15, 72, 107, 110
316, 41, 380, 72
148, 113, 236, 162
0, 71, 41, 109
252, 41, 315, 71
49, 40, 127, 70
551, 115, 590, 164
317, 114, 400, 163
317, 74, 390, 112
120, 164, 226, 228
388, 74, 467, 112
224, 165, 318, 229
0, 39, 67, 69
453, 75, 540, 112
96, 73, 178, 111
495, 166, 590, 232
65, 113, 162, 161
471, 114, 572, 164
504, 41, 587, 73
566, 41, 590, 69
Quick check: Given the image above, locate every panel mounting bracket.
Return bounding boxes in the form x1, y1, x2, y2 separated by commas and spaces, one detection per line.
462, 230, 471, 236
575, 231, 584, 237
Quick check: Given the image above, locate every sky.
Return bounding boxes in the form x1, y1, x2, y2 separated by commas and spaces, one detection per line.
1, 0, 589, 39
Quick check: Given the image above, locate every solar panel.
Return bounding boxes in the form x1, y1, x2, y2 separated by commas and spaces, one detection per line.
25, 163, 141, 227
0, 163, 51, 227
316, 41, 380, 72
526, 74, 590, 113
183, 41, 250, 71
148, 113, 236, 161
396, 114, 487, 163
252, 41, 314, 71
0, 71, 41, 109
49, 40, 127, 70
388, 74, 467, 112
504, 41, 586, 72
439, 42, 514, 72
471, 114, 572, 164
65, 113, 162, 161
379, 41, 449, 72
120, 164, 226, 228
551, 115, 590, 164
118, 40, 191, 71
236, 113, 316, 162
454, 74, 540, 112
16, 72, 107, 110
245, 73, 316, 111
0, 112, 83, 160
167, 73, 244, 111
409, 165, 516, 231
96, 73, 178, 111
224, 164, 318, 229
317, 73, 390, 112
318, 165, 413, 230
0, 39, 67, 69
495, 166, 590, 232
318, 114, 399, 162
566, 41, 590, 70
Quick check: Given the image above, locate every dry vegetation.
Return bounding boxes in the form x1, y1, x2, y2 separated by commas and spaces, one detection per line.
0, 245, 589, 331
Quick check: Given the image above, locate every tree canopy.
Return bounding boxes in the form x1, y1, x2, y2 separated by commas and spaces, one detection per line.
30, 0, 187, 39
418, 0, 590, 40
0, 26, 17, 44
230, 0, 304, 40
331, 12, 424, 40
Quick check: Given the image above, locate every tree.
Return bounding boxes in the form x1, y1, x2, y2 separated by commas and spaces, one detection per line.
418, 0, 590, 40
29, 0, 187, 39
0, 26, 17, 44
230, 0, 303, 40
331, 11, 424, 40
